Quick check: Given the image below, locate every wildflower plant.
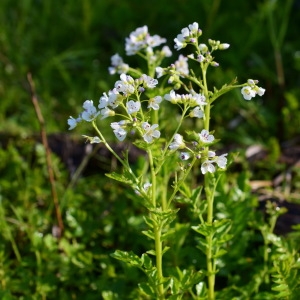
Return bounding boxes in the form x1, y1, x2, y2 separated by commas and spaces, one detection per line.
68, 23, 265, 299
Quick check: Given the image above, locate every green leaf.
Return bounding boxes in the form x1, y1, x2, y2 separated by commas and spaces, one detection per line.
213, 248, 227, 258
161, 229, 175, 241
275, 290, 291, 298
110, 250, 142, 267
162, 246, 170, 256
138, 282, 156, 297
196, 281, 207, 297
146, 250, 156, 256
271, 283, 289, 291
143, 216, 155, 228
196, 237, 208, 254
105, 172, 133, 185
192, 224, 213, 237
191, 186, 203, 202
142, 230, 155, 240
141, 253, 153, 270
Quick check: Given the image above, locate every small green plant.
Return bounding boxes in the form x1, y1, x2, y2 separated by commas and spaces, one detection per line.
68, 23, 267, 299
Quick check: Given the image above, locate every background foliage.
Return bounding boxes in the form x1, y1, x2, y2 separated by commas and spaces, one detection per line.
1, 0, 300, 299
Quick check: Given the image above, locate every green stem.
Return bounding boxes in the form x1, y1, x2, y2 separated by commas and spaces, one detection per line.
92, 121, 138, 184
202, 63, 216, 299
205, 174, 215, 300
167, 157, 197, 207
148, 149, 157, 208
202, 67, 210, 131
148, 147, 165, 298
155, 105, 190, 175
154, 224, 165, 299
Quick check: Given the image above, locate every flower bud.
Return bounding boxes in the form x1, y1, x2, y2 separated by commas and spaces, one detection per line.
219, 43, 230, 50
210, 61, 219, 67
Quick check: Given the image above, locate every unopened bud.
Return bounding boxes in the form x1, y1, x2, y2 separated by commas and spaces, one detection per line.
210, 61, 219, 67
219, 43, 230, 50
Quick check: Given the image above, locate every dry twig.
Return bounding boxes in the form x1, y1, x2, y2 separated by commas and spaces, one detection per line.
27, 73, 64, 237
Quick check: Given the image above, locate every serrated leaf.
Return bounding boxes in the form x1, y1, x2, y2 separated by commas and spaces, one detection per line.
105, 172, 133, 185
141, 253, 153, 270
143, 216, 155, 228
110, 250, 142, 267
192, 224, 212, 237
138, 282, 156, 297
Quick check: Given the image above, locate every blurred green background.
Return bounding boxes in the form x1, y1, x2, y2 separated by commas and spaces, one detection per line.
1, 0, 300, 299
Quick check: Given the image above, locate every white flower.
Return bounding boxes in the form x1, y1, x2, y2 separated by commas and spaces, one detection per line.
208, 151, 216, 158
141, 74, 158, 88
199, 44, 208, 53
111, 120, 128, 141
100, 107, 115, 119
108, 89, 123, 108
241, 86, 256, 100
143, 182, 152, 192
215, 153, 228, 168
256, 87, 266, 96
188, 22, 199, 34
189, 107, 204, 118
82, 135, 102, 144
169, 134, 185, 150
82, 100, 100, 121
156, 67, 165, 78
179, 152, 191, 160
115, 73, 135, 95
125, 25, 149, 55
141, 122, 151, 131
161, 45, 172, 57
174, 27, 190, 50
164, 90, 179, 104
201, 161, 215, 174
174, 54, 189, 75
192, 92, 206, 106
174, 37, 186, 50
148, 96, 162, 110
108, 53, 129, 75
199, 129, 214, 143
99, 92, 109, 109
126, 100, 141, 114
67, 116, 81, 130
197, 54, 205, 62
146, 34, 166, 48
125, 25, 166, 55
142, 123, 161, 143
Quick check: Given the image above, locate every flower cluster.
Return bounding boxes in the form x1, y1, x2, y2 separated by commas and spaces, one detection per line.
68, 22, 265, 175
164, 89, 206, 119
168, 130, 228, 174
201, 151, 228, 174
68, 72, 161, 143
109, 54, 129, 75
125, 25, 167, 56
241, 79, 266, 100
174, 22, 202, 50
